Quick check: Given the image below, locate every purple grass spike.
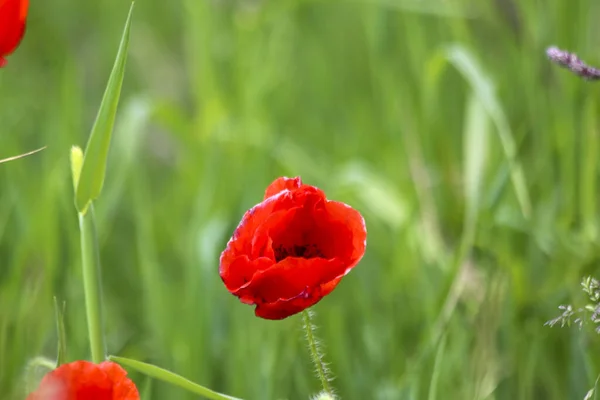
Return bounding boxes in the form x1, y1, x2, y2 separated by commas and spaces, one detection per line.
546, 46, 600, 81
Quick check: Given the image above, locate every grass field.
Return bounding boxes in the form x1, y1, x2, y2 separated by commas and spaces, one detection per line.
2, 0, 600, 399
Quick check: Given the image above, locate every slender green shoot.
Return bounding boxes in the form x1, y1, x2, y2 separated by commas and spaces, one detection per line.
109, 356, 244, 400
53, 297, 68, 366
0, 146, 46, 164
72, 146, 106, 363
78, 206, 105, 363
75, 2, 134, 214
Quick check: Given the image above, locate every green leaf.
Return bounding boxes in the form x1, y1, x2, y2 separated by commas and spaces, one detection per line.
53, 297, 68, 366
427, 333, 447, 400
108, 356, 244, 400
463, 94, 490, 225
75, 2, 135, 214
444, 44, 531, 219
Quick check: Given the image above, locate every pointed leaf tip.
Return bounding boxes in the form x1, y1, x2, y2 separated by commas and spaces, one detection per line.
75, 2, 135, 214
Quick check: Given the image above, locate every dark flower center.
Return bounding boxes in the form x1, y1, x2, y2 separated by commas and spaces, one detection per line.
274, 243, 326, 262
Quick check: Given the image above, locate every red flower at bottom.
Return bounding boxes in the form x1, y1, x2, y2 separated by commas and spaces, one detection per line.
220, 176, 367, 320
26, 360, 140, 400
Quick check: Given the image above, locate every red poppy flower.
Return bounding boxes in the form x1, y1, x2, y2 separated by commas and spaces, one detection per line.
220, 176, 367, 320
26, 360, 140, 400
0, 0, 29, 67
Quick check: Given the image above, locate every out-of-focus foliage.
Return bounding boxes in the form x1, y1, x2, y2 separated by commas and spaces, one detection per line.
2, 0, 600, 399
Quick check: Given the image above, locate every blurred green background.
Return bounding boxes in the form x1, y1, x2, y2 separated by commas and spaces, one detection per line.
2, 0, 600, 399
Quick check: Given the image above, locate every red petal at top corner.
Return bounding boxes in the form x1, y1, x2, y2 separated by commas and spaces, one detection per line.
0, 0, 29, 67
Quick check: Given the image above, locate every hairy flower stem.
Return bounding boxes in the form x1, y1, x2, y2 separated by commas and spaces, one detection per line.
302, 310, 334, 397
79, 205, 106, 363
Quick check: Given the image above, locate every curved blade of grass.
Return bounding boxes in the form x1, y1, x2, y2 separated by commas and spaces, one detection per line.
445, 44, 531, 219
109, 356, 244, 400
0, 146, 46, 164
429, 94, 490, 349
75, 2, 134, 214
427, 333, 448, 400
463, 94, 490, 227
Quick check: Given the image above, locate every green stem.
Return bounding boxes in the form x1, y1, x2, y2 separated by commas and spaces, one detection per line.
109, 356, 244, 400
79, 204, 106, 363
26, 356, 58, 372
302, 310, 334, 397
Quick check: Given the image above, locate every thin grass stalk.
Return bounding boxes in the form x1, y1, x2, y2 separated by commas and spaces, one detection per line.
78, 204, 106, 363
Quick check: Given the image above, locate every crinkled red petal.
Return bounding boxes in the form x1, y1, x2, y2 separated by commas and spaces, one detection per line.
233, 257, 347, 304
100, 361, 140, 400
220, 255, 274, 293
220, 187, 328, 289
268, 197, 366, 266
263, 176, 303, 200
219, 195, 283, 280
26, 360, 139, 400
323, 200, 367, 266
254, 276, 343, 320
270, 185, 326, 213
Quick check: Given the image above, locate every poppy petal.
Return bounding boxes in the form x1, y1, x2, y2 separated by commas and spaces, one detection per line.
263, 176, 303, 200
26, 360, 140, 400
0, 0, 28, 64
234, 257, 347, 304
220, 255, 274, 292
267, 206, 332, 260
220, 195, 283, 275
268, 199, 365, 265
323, 200, 367, 265
220, 188, 326, 280
254, 277, 343, 320
101, 361, 141, 400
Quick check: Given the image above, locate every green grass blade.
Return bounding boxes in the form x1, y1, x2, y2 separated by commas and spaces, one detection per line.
53, 297, 67, 366
109, 356, 244, 400
79, 205, 106, 363
463, 94, 490, 223
75, 2, 135, 214
0, 146, 46, 164
427, 333, 448, 400
445, 44, 531, 219
580, 97, 598, 240
428, 94, 491, 349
